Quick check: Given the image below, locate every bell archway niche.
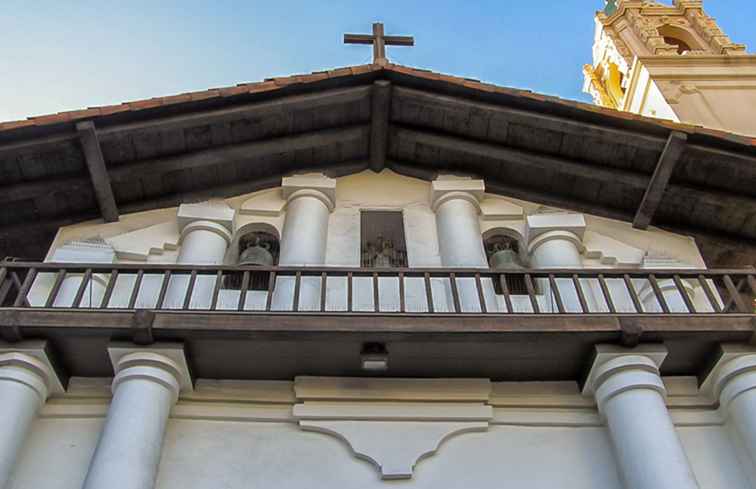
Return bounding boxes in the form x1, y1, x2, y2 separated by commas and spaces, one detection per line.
226, 222, 281, 290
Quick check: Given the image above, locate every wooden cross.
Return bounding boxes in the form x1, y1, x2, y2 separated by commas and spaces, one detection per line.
344, 22, 414, 64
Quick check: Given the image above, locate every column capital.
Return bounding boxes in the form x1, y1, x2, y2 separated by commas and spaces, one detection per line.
700, 344, 756, 410
525, 213, 586, 247
527, 230, 584, 255
179, 220, 233, 245
282, 174, 336, 211
583, 344, 668, 408
430, 178, 485, 212
0, 340, 65, 401
108, 343, 193, 402
177, 200, 235, 233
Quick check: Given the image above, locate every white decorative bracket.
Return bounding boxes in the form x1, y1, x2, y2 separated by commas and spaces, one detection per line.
293, 377, 493, 480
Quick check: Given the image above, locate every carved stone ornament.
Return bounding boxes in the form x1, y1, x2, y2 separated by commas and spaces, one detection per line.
292, 377, 493, 480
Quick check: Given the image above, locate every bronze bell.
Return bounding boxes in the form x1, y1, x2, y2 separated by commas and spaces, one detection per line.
489, 244, 525, 270
239, 239, 274, 267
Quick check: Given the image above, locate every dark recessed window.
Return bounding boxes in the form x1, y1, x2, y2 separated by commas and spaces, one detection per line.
361, 211, 408, 268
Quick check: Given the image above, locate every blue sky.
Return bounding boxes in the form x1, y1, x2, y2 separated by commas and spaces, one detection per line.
1, 0, 754, 122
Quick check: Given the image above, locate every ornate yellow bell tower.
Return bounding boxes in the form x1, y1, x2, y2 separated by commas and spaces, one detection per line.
584, 0, 756, 136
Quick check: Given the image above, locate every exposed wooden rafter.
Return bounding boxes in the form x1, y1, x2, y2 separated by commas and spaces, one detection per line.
369, 80, 392, 172
76, 121, 119, 223
633, 131, 688, 230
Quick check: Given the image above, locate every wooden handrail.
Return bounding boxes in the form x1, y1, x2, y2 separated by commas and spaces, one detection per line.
1, 261, 753, 317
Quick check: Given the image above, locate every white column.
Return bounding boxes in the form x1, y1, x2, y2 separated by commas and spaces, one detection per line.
638, 258, 699, 313
527, 214, 598, 312
702, 345, 756, 466
0, 341, 64, 489
431, 179, 497, 312
584, 345, 699, 489
165, 202, 234, 309
31, 240, 115, 308
83, 344, 192, 489
275, 175, 336, 311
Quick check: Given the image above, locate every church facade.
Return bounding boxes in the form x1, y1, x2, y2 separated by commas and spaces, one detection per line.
1, 2, 756, 489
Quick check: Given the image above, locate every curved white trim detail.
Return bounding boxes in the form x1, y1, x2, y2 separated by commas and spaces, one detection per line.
179, 220, 233, 245
431, 191, 482, 213
527, 230, 584, 255
285, 188, 335, 212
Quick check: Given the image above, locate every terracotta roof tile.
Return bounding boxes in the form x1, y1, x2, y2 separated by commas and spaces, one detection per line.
219, 85, 250, 97
327, 67, 353, 78
189, 89, 220, 101
128, 99, 163, 110
99, 104, 130, 116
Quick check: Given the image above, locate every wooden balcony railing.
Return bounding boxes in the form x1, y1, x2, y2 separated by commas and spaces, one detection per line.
1, 261, 754, 316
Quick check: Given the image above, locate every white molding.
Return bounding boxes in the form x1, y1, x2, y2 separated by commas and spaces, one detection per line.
299, 420, 489, 480
294, 376, 491, 401
177, 201, 235, 232
583, 344, 668, 397
108, 343, 193, 394
0, 340, 65, 396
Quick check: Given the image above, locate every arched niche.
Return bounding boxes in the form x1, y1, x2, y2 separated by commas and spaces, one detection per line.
226, 222, 281, 290
482, 228, 529, 295
657, 24, 702, 55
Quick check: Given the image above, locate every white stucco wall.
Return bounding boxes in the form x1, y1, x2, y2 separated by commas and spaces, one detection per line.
6, 378, 754, 489
33, 170, 712, 315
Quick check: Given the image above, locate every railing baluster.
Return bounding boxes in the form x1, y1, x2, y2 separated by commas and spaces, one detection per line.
0, 268, 11, 306
723, 274, 748, 313
724, 278, 747, 312
100, 269, 118, 309
572, 274, 589, 313
474, 273, 487, 314
449, 273, 462, 313
265, 271, 276, 312
237, 271, 250, 312
127, 270, 144, 309
499, 274, 513, 314
72, 269, 93, 308
624, 274, 643, 313
321, 272, 328, 312
398, 272, 406, 313
12, 268, 36, 308
155, 270, 171, 310
182, 270, 198, 310
373, 272, 380, 313
698, 274, 722, 313
292, 271, 302, 312
347, 272, 353, 313
45, 270, 67, 308
673, 274, 696, 313
210, 270, 223, 311
648, 274, 670, 314
524, 273, 540, 313
548, 274, 565, 314
424, 272, 434, 313
598, 274, 616, 313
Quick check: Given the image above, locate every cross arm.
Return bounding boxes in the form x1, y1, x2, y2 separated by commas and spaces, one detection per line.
344, 34, 375, 45
384, 36, 414, 46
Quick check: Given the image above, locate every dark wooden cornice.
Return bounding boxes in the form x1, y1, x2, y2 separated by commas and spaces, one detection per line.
0, 64, 754, 267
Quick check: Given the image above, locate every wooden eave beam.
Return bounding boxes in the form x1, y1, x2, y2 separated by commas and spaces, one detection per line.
108, 125, 369, 184
369, 80, 392, 172
76, 121, 119, 223
633, 131, 688, 230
